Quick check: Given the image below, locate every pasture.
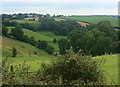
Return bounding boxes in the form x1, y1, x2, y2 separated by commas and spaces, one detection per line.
2, 36, 118, 85
7, 26, 66, 52
2, 36, 56, 71
61, 16, 118, 26
11, 20, 40, 29
93, 54, 118, 85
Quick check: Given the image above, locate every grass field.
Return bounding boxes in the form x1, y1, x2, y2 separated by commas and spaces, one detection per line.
61, 16, 118, 26
7, 26, 66, 52
11, 20, 39, 24
11, 20, 40, 29
93, 54, 118, 85
2, 36, 57, 71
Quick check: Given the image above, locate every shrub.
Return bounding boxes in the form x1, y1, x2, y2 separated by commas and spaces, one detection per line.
37, 51, 105, 85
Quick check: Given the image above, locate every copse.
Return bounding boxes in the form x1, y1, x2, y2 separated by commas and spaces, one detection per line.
67, 21, 117, 56
37, 40, 48, 50
11, 24, 24, 40
37, 40, 54, 54
39, 17, 83, 36
2, 24, 8, 36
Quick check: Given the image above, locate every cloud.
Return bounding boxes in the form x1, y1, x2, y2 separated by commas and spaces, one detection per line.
2, 6, 117, 15
1, 1, 118, 15
1, 0, 119, 2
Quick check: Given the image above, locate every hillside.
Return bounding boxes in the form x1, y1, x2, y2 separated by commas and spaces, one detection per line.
2, 36, 56, 71
61, 16, 118, 26
2, 36, 118, 84
7, 26, 66, 52
11, 20, 40, 30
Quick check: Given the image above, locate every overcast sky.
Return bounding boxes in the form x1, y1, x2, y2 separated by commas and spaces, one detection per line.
1, 0, 119, 15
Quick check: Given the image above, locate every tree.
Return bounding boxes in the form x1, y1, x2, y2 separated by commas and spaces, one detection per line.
11, 24, 24, 40
2, 25, 8, 36
53, 38, 57, 43
118, 30, 120, 41
68, 30, 85, 53
45, 45, 54, 54
68, 27, 114, 56
29, 37, 36, 46
12, 47, 17, 57
37, 40, 48, 50
58, 38, 67, 54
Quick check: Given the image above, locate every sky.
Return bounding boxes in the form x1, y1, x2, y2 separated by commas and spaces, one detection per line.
0, 0, 119, 15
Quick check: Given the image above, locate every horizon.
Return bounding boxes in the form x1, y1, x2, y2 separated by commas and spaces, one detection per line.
1, 0, 118, 15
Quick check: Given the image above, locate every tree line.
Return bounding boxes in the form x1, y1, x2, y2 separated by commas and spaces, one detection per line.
2, 17, 84, 36
2, 24, 54, 55
39, 17, 84, 36
58, 21, 119, 56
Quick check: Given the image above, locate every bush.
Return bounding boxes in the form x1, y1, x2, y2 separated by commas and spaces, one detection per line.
2, 59, 37, 85
37, 51, 105, 85
45, 45, 54, 54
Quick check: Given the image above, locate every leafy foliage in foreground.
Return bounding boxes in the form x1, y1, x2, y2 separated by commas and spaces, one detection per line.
37, 51, 105, 85
2, 52, 105, 85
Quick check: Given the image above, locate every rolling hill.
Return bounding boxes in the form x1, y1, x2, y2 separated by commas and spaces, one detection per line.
2, 36, 56, 71
4, 24, 118, 85
7, 26, 66, 52
61, 16, 118, 26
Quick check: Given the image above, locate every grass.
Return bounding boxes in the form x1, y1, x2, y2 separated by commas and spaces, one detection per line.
7, 26, 66, 52
93, 54, 118, 85
61, 16, 118, 26
11, 19, 40, 29
2, 36, 57, 71
11, 20, 39, 24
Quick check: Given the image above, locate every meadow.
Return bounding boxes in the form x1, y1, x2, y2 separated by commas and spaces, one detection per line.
7, 26, 66, 52
11, 20, 40, 30
93, 54, 118, 85
61, 16, 118, 26
2, 36, 57, 71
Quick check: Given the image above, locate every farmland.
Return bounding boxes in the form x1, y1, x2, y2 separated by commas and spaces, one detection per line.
2, 36, 118, 84
61, 16, 118, 26
11, 20, 40, 30
93, 54, 118, 85
7, 26, 66, 52
2, 34, 118, 84
2, 16, 119, 85
2, 36, 57, 71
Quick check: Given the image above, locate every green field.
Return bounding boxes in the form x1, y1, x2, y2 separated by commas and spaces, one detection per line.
11, 20, 40, 29
11, 20, 39, 24
93, 54, 118, 85
61, 16, 118, 26
2, 36, 57, 71
7, 26, 66, 52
